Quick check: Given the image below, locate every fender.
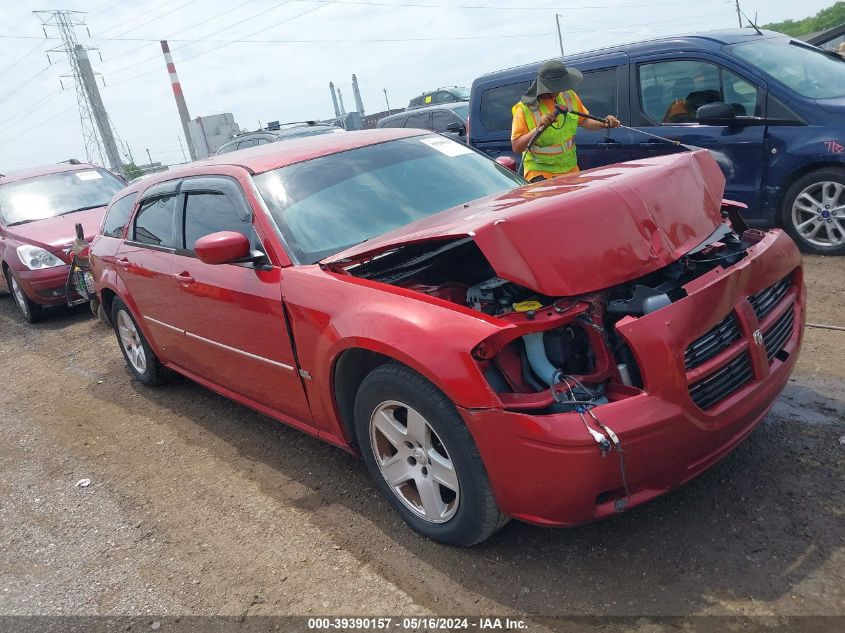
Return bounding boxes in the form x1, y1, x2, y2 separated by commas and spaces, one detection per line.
279, 265, 508, 438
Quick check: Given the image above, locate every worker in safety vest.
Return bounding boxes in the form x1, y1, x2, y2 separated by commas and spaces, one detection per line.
511, 60, 620, 182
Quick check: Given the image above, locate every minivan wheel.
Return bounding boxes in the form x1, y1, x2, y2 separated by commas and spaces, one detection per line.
781, 168, 845, 255
354, 363, 507, 546
111, 298, 167, 386
5, 269, 43, 323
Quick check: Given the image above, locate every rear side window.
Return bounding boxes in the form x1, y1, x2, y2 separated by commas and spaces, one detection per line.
217, 141, 238, 154
479, 81, 531, 132
379, 117, 406, 129
238, 138, 259, 150
183, 192, 252, 250
102, 193, 136, 238
577, 68, 617, 118
134, 195, 178, 248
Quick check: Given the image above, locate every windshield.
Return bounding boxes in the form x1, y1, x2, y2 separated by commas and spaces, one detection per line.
728, 38, 845, 99
254, 135, 524, 263
0, 168, 124, 226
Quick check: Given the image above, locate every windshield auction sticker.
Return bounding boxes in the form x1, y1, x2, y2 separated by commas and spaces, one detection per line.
420, 136, 473, 157
75, 171, 103, 180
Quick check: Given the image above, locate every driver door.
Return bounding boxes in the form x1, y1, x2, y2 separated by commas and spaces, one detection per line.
629, 56, 768, 211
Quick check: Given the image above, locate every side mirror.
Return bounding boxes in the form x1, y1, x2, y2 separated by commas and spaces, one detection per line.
495, 156, 517, 172
194, 231, 251, 265
446, 122, 466, 135
696, 101, 736, 124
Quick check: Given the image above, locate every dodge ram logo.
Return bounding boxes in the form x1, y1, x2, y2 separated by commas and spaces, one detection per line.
753, 329, 764, 346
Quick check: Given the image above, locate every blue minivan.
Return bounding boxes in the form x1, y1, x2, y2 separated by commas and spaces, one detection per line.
469, 29, 845, 255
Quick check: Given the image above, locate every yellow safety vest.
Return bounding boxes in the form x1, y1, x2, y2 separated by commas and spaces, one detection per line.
513, 91, 579, 175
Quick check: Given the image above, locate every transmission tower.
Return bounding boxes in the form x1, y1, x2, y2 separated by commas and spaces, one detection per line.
34, 10, 126, 172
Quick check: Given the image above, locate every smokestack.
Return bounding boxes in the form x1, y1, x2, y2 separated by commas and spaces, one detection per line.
329, 82, 341, 118
337, 88, 347, 115
160, 40, 197, 161
351, 74, 365, 116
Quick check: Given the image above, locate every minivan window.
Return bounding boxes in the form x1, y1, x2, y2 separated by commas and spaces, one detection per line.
728, 39, 845, 99
639, 60, 760, 122
577, 68, 617, 118
102, 193, 137, 238
134, 195, 178, 248
184, 192, 252, 250
479, 81, 531, 132
238, 138, 259, 150
379, 116, 406, 129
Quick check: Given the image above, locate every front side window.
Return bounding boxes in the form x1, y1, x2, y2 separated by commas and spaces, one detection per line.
728, 38, 845, 99
102, 193, 137, 238
432, 110, 460, 133
638, 60, 759, 123
479, 81, 531, 132
404, 113, 431, 129
577, 68, 617, 118
183, 192, 252, 250
216, 141, 238, 154
254, 135, 524, 264
0, 168, 124, 226
134, 195, 178, 248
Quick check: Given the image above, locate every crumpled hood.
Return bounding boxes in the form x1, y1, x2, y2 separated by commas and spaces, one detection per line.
4, 206, 105, 251
326, 150, 725, 297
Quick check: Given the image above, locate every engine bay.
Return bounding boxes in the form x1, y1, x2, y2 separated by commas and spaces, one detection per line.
340, 216, 756, 413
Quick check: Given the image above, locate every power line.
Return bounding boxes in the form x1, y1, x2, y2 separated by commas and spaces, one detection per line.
2, 91, 62, 126
89, 0, 134, 20
0, 66, 54, 107
0, 40, 45, 79
291, 0, 710, 10
85, 0, 174, 38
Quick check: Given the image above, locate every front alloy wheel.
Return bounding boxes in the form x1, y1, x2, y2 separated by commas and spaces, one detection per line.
6, 270, 42, 323
116, 308, 147, 375
782, 169, 845, 255
370, 400, 460, 523
354, 363, 507, 546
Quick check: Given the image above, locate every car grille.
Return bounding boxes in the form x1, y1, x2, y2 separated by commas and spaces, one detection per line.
689, 353, 754, 410
749, 276, 791, 320
684, 313, 742, 370
763, 305, 795, 361
685, 274, 795, 410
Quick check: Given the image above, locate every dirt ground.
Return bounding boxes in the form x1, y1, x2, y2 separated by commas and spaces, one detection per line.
0, 255, 843, 624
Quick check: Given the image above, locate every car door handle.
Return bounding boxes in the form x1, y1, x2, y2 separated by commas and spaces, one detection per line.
639, 140, 662, 149
116, 257, 130, 269
597, 140, 620, 148
173, 271, 195, 285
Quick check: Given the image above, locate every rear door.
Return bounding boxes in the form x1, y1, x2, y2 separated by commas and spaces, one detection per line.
404, 111, 432, 131
629, 54, 768, 210
432, 109, 465, 142
115, 184, 181, 356
167, 176, 313, 425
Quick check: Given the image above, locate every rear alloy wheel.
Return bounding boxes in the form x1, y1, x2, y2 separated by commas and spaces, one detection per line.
782, 169, 845, 255
111, 298, 167, 386
355, 363, 507, 546
5, 269, 43, 323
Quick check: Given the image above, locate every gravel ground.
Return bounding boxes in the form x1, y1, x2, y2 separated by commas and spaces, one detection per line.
0, 255, 843, 625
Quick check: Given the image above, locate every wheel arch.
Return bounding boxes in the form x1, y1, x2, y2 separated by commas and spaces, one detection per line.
773, 161, 845, 227
331, 347, 392, 446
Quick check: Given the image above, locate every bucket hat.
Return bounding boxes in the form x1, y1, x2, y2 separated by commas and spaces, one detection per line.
521, 59, 583, 105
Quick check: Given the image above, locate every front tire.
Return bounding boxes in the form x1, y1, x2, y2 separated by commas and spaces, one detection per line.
111, 298, 167, 386
781, 168, 845, 255
354, 363, 506, 546
5, 269, 43, 323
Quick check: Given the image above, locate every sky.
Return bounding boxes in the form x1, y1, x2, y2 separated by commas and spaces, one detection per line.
0, 0, 836, 172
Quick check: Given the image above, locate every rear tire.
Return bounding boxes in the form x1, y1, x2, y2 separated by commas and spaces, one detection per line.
5, 269, 43, 323
111, 297, 167, 386
354, 363, 506, 546
781, 168, 845, 255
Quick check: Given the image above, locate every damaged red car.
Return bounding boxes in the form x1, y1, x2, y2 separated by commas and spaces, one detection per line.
90, 129, 804, 546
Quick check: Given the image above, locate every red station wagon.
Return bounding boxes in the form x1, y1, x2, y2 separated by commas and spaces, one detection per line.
90, 129, 805, 546
0, 162, 125, 322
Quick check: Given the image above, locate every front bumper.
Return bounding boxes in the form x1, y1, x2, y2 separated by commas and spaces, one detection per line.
460, 229, 804, 527
16, 265, 74, 306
